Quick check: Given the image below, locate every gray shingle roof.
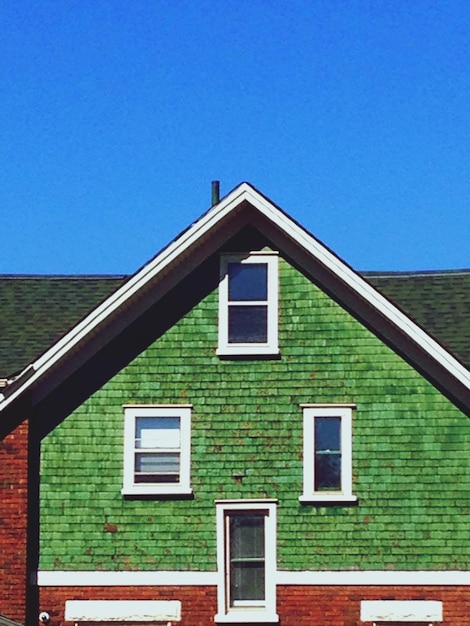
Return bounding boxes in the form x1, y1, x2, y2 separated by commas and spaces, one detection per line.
0, 275, 125, 378
0, 269, 468, 379
367, 269, 470, 369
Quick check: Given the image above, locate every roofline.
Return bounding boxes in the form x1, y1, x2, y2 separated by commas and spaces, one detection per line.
1, 182, 469, 415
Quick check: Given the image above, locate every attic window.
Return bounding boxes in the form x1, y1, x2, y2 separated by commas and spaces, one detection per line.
217, 252, 279, 357
122, 405, 192, 496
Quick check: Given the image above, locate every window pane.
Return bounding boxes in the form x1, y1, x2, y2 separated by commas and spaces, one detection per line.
228, 263, 267, 301
135, 416, 180, 449
135, 452, 180, 483
314, 417, 341, 491
229, 514, 265, 603
228, 305, 268, 343
315, 416, 341, 451
231, 561, 265, 602
314, 453, 341, 490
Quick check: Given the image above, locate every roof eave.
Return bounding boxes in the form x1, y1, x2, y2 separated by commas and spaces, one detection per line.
1, 182, 469, 420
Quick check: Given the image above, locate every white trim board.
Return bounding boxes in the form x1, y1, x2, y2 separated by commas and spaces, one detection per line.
65, 600, 181, 623
38, 570, 470, 587
38, 571, 218, 586
361, 600, 442, 622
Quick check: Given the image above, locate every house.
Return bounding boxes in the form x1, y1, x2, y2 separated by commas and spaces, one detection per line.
1, 182, 469, 626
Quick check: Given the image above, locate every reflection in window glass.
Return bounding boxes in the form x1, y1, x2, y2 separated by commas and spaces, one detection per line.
228, 263, 267, 301
314, 416, 341, 491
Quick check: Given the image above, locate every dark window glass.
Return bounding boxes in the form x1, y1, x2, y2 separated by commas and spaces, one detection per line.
314, 417, 341, 491
228, 305, 268, 343
229, 514, 265, 603
228, 263, 267, 301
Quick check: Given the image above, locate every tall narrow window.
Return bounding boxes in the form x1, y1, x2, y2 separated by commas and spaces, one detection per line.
122, 405, 192, 496
300, 405, 357, 503
229, 514, 265, 606
217, 253, 279, 356
215, 500, 278, 624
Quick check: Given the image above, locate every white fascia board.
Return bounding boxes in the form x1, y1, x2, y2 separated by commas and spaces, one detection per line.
0, 185, 251, 413
242, 185, 470, 391
65, 600, 181, 622
360, 600, 443, 622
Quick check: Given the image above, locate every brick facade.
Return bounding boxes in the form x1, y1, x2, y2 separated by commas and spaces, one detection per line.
40, 584, 469, 626
0, 420, 29, 624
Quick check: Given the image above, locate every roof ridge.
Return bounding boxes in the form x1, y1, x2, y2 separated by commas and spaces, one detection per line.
363, 269, 470, 278
0, 274, 128, 280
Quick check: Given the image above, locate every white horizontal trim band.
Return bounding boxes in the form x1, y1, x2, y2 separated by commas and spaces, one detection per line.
38, 570, 470, 587
278, 570, 470, 585
39, 571, 218, 586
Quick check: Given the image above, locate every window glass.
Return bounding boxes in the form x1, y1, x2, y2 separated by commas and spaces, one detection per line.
228, 305, 268, 343
228, 263, 267, 301
229, 514, 265, 604
134, 416, 181, 483
314, 416, 341, 491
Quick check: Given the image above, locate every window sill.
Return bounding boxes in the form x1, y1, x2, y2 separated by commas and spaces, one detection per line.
122, 486, 193, 497
299, 494, 358, 504
215, 610, 279, 624
216, 346, 280, 358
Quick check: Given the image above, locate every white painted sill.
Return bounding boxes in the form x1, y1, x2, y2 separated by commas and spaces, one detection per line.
216, 346, 280, 357
299, 494, 358, 504
122, 486, 193, 497
215, 610, 279, 624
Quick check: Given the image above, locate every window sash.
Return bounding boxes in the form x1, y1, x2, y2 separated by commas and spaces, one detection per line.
228, 513, 266, 605
217, 253, 279, 356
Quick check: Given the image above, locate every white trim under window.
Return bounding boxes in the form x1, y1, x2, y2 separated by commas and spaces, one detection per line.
122, 405, 192, 496
215, 500, 279, 624
217, 252, 279, 357
299, 404, 357, 503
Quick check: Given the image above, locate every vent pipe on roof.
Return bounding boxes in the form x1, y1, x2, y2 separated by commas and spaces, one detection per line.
211, 180, 220, 206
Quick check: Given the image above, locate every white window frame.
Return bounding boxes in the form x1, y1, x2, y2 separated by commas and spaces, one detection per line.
215, 500, 279, 624
299, 404, 357, 503
122, 405, 192, 496
217, 252, 279, 357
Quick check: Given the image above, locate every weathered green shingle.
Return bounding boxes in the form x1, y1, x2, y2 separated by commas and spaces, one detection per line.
39, 257, 470, 573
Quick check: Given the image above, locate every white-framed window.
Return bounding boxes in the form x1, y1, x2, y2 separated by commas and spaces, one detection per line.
215, 500, 279, 624
217, 252, 279, 357
299, 404, 357, 503
122, 405, 192, 496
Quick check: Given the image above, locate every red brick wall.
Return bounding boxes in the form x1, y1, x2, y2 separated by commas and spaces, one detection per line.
0, 420, 29, 624
40, 584, 470, 626
40, 587, 217, 626
277, 586, 470, 626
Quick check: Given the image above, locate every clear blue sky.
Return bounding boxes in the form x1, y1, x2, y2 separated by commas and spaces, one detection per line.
1, 0, 469, 274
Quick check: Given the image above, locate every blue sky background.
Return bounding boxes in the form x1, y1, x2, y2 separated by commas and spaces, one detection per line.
1, 0, 469, 274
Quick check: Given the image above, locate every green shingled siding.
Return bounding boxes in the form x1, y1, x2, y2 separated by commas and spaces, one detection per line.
39, 256, 470, 572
